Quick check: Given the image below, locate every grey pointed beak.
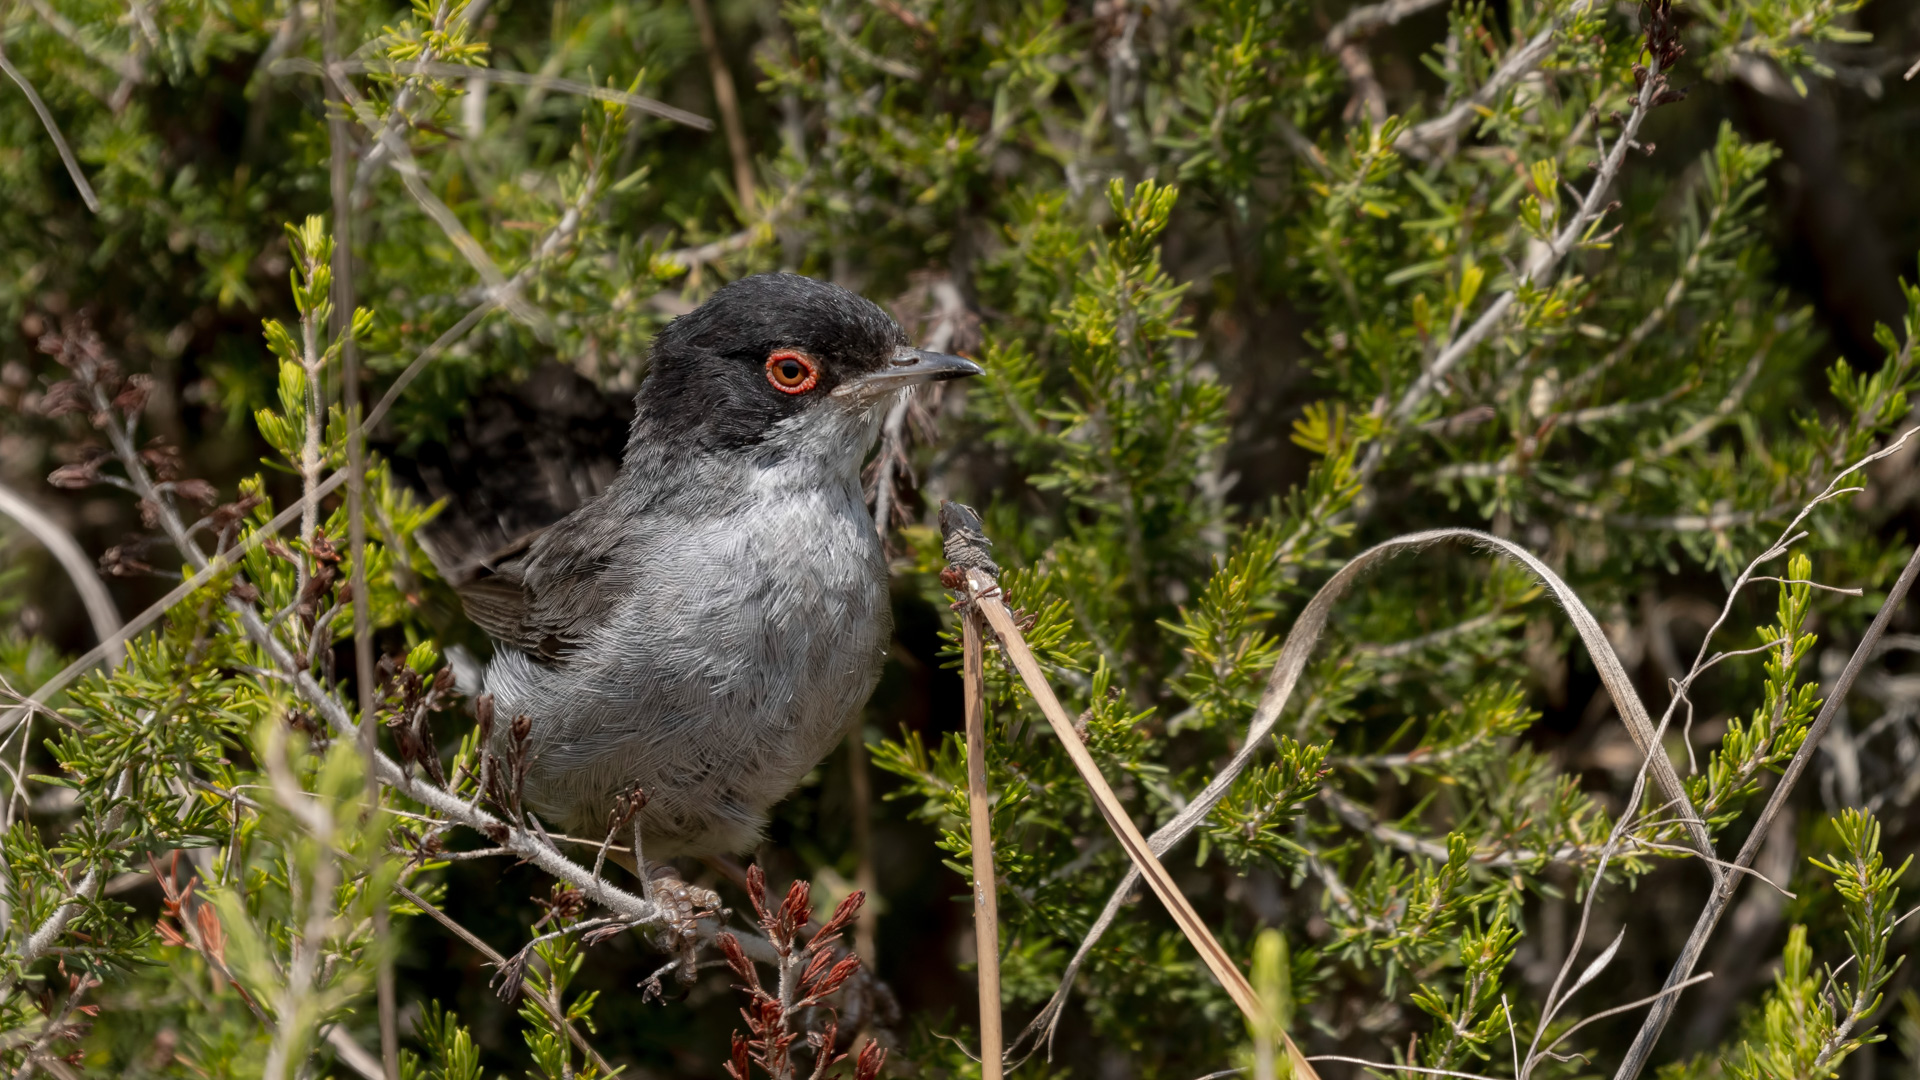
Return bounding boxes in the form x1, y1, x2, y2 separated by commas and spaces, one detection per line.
834, 347, 984, 398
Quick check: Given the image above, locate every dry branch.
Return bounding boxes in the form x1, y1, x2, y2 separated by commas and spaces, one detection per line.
960, 606, 1003, 1080
958, 568, 1318, 1078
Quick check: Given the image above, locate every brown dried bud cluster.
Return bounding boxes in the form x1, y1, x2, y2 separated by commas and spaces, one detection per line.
1631, 0, 1688, 109
482, 708, 537, 821
380, 655, 456, 786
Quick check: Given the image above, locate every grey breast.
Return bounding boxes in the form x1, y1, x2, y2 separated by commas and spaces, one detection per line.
484, 469, 889, 856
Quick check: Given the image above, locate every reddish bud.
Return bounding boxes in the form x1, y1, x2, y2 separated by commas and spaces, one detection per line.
814, 890, 865, 945
796, 948, 834, 995
776, 880, 812, 941
140, 441, 182, 481
172, 478, 218, 505
46, 461, 100, 489
744, 864, 768, 923
38, 380, 88, 418
853, 1039, 887, 1080
112, 374, 152, 415
716, 932, 758, 986
811, 954, 863, 1000
474, 693, 495, 745
726, 1032, 751, 1080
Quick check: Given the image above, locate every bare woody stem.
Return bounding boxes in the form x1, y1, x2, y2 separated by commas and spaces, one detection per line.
687, 0, 755, 212
320, 12, 397, 1077
960, 607, 1003, 1080
1359, 48, 1666, 489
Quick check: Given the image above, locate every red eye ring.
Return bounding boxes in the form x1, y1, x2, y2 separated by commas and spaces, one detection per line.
764, 350, 820, 394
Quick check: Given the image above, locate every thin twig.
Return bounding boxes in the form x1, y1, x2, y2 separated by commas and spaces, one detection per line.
1393, 2, 1596, 159
320, 15, 396, 1078
1326, 0, 1450, 48
1611, 539, 1920, 1078
843, 735, 879, 965
389, 881, 619, 1077
325, 1027, 389, 1080
0, 769, 133, 997
1304, 1057, 1501, 1080
278, 56, 552, 335
1320, 789, 1590, 869
279, 57, 711, 129
871, 278, 968, 544
687, 0, 753, 208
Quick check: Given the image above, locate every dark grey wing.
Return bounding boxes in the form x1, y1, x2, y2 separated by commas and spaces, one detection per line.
454, 515, 624, 664
454, 571, 537, 652
382, 360, 635, 659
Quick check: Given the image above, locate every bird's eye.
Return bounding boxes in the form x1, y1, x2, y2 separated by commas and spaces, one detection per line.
764, 350, 820, 394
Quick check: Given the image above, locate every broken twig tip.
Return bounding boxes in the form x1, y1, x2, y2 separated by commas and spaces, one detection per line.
939, 500, 1000, 578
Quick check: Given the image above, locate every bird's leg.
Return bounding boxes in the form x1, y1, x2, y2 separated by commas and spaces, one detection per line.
620, 817, 720, 962
631, 818, 654, 905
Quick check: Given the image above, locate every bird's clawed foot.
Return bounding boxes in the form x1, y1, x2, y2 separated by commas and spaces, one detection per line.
644, 863, 723, 952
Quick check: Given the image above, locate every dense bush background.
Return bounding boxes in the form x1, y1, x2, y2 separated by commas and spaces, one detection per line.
4, 0, 1920, 1077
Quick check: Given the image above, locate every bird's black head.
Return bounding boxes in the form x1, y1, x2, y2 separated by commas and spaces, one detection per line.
634, 273, 980, 454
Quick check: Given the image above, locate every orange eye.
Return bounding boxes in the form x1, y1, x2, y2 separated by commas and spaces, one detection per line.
765, 350, 819, 394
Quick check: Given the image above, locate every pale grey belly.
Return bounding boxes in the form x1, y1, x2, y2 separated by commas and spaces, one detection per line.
480, 509, 888, 856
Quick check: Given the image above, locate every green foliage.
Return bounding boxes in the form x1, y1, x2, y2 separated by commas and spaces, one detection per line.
400, 1003, 483, 1080
2, 0, 1919, 1076
1724, 810, 1909, 1077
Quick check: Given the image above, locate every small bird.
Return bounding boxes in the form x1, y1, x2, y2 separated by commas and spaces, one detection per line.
451, 273, 981, 869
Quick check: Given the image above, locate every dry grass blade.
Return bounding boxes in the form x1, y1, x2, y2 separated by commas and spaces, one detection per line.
1016, 528, 1710, 1056
0, 42, 100, 213
961, 607, 1004, 1080
965, 570, 1320, 1079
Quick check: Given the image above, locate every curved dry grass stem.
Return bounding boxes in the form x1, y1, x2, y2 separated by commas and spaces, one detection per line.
0, 480, 122, 666
1013, 527, 1714, 1059
1611, 527, 1920, 1078
0, 41, 100, 213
